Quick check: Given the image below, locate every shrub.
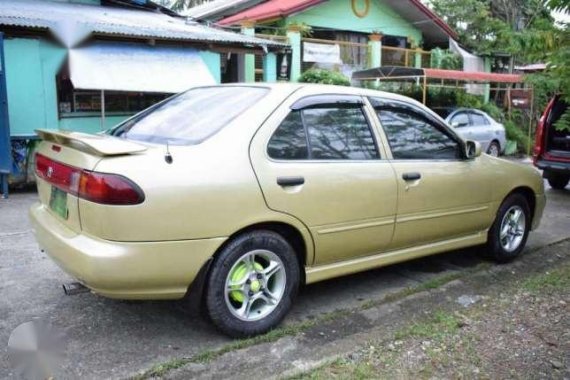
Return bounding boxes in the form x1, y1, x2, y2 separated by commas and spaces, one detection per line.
298, 69, 351, 86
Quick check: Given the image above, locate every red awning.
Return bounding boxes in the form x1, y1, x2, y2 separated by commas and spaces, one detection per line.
423, 68, 522, 83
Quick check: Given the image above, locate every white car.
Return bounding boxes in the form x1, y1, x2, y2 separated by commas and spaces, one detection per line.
433, 108, 507, 157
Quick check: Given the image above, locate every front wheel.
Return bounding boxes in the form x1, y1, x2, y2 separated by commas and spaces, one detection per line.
205, 230, 300, 338
485, 193, 531, 263
487, 141, 500, 157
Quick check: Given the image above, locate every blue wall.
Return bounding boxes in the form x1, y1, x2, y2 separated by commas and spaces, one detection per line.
3, 37, 222, 136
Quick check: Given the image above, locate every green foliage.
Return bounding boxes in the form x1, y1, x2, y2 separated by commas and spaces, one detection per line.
298, 69, 351, 86
554, 110, 570, 132
504, 119, 532, 152
431, 0, 555, 57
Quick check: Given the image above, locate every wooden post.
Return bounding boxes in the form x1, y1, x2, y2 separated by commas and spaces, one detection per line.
422, 75, 427, 105
100, 90, 105, 130
527, 88, 534, 157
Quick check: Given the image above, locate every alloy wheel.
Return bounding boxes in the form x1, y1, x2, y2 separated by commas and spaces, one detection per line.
224, 249, 286, 322
499, 205, 526, 252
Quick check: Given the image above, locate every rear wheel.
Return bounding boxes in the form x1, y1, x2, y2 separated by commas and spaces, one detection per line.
547, 175, 569, 190
205, 230, 300, 338
487, 141, 500, 157
485, 193, 531, 263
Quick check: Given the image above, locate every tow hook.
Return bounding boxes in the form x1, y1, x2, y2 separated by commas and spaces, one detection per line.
62, 282, 90, 296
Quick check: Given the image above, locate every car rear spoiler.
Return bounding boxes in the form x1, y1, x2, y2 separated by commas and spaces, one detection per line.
35, 129, 147, 156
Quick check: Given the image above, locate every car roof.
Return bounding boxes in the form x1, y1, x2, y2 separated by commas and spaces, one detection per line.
214, 82, 429, 108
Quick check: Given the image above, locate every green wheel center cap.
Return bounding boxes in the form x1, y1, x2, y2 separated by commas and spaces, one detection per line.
250, 280, 261, 293
229, 261, 263, 303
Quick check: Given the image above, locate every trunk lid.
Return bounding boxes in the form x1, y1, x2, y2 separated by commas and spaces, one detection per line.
34, 130, 147, 233
545, 98, 570, 160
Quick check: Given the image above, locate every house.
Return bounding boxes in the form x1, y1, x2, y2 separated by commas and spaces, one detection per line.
0, 0, 286, 194
187, 0, 458, 82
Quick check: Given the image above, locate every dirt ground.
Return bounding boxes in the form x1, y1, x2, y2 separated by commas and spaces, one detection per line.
296, 261, 570, 379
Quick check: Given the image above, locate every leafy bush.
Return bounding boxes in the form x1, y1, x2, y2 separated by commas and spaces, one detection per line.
298, 69, 351, 86
504, 119, 532, 153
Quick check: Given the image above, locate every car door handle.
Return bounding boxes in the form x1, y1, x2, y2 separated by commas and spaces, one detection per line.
277, 176, 305, 187
402, 172, 421, 181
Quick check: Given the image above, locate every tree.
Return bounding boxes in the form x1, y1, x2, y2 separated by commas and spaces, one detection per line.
430, 0, 555, 65
541, 0, 570, 130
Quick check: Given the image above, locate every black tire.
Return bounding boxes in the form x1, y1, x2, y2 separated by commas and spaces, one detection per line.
487, 141, 500, 157
547, 175, 569, 190
205, 230, 300, 338
486, 193, 531, 263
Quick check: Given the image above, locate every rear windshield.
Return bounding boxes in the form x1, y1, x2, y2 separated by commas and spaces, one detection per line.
109, 86, 269, 145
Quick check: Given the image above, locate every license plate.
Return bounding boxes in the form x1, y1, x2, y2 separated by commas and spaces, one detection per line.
49, 187, 68, 220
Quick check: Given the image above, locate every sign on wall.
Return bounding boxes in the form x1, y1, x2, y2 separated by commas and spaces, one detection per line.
303, 42, 342, 64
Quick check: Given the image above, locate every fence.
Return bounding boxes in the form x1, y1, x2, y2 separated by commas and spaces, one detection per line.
381, 46, 432, 68
253, 34, 434, 80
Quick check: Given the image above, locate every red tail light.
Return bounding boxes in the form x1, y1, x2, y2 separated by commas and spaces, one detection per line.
35, 153, 144, 205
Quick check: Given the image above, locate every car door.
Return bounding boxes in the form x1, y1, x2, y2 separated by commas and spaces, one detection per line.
369, 97, 494, 249
250, 93, 398, 265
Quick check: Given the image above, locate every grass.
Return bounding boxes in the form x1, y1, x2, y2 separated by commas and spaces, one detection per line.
394, 311, 460, 341
133, 263, 490, 378
522, 263, 570, 293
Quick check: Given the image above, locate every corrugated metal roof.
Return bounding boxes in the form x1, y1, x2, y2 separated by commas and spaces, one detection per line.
184, 0, 263, 21
0, 0, 287, 48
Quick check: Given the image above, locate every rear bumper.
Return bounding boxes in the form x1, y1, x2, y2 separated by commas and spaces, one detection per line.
29, 202, 226, 300
536, 159, 570, 176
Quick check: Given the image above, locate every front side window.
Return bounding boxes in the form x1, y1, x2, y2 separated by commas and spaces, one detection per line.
370, 98, 461, 160
450, 112, 470, 127
267, 102, 379, 160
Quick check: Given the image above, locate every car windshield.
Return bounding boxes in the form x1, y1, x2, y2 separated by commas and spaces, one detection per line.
109, 86, 269, 145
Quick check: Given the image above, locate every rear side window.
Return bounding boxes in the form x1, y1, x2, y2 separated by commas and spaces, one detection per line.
267, 112, 308, 160
109, 86, 269, 145
267, 103, 379, 160
470, 112, 489, 126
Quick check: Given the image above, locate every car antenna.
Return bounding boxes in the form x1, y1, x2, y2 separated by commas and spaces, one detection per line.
165, 141, 173, 164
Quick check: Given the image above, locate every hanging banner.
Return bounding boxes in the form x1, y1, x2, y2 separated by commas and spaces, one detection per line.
303, 42, 342, 64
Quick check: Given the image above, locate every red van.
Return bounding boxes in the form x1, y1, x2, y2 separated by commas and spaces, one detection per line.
533, 96, 570, 189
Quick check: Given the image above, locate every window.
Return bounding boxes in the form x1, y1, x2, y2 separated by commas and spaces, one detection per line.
371, 98, 461, 160
470, 112, 489, 126
267, 112, 308, 160
267, 103, 379, 160
450, 112, 470, 127
57, 70, 169, 116
109, 86, 269, 145
304, 107, 377, 159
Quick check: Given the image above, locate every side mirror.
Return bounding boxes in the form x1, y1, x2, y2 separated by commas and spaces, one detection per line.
465, 140, 482, 159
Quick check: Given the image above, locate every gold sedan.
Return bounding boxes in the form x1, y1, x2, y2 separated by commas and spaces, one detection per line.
30, 84, 545, 337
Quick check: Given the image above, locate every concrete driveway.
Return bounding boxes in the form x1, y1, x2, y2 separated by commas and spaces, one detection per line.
1, 181, 569, 379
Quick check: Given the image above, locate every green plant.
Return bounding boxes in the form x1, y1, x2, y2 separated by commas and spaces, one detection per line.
298, 69, 351, 86
553, 109, 570, 132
